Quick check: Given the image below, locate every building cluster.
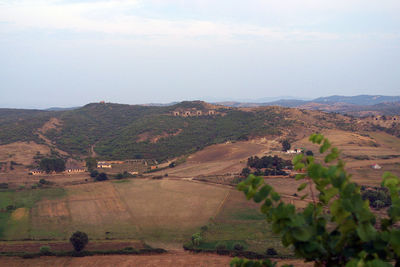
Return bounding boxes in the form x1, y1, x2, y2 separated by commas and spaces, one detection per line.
286, 148, 304, 154
171, 109, 216, 117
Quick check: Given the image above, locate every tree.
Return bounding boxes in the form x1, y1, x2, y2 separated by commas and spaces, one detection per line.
69, 231, 88, 252
90, 170, 99, 178
232, 133, 400, 267
241, 167, 251, 177
305, 150, 314, 156
39, 158, 65, 173
95, 172, 108, 181
85, 157, 97, 171
281, 140, 291, 151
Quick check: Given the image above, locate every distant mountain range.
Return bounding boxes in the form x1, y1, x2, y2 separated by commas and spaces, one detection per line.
214, 95, 400, 116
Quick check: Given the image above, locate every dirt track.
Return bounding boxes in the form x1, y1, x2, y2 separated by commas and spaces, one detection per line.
0, 251, 312, 267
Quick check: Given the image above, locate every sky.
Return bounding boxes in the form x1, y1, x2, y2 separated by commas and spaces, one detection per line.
1, 0, 399, 108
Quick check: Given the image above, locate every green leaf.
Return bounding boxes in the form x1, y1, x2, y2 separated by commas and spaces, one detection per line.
356, 223, 377, 242
297, 182, 308, 192
292, 226, 312, 242
320, 139, 331, 153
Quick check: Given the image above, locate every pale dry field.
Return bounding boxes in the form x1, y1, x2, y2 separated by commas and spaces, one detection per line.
30, 179, 229, 242
294, 129, 400, 186
0, 252, 312, 267
152, 139, 277, 177
0, 142, 50, 166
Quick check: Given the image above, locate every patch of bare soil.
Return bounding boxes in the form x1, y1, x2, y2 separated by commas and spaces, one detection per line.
0, 251, 312, 267
137, 129, 183, 143
0, 141, 50, 166
0, 240, 144, 253
38, 118, 62, 134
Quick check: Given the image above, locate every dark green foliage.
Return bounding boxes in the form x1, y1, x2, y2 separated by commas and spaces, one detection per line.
39, 158, 65, 173
39, 246, 52, 255
246, 156, 291, 176
90, 170, 99, 178
69, 231, 89, 252
305, 150, 314, 156
169, 162, 176, 168
216, 242, 227, 250
85, 157, 97, 171
39, 179, 51, 185
234, 133, 400, 266
266, 248, 278, 256
95, 172, 108, 181
234, 243, 244, 251
0, 183, 8, 189
1, 102, 291, 162
361, 187, 391, 209
247, 156, 291, 170
241, 167, 251, 177
281, 139, 291, 151
0, 109, 53, 145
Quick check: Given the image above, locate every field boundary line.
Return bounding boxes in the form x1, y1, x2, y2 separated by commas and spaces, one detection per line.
213, 189, 231, 219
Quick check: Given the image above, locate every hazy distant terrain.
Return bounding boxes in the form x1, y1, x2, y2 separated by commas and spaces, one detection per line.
216, 95, 400, 116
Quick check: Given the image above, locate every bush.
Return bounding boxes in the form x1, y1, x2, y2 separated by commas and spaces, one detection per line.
6, 205, 16, 211
265, 248, 278, 256
233, 243, 244, 251
95, 172, 108, 181
233, 134, 400, 266
69, 231, 89, 252
90, 170, 99, 178
215, 242, 226, 250
39, 246, 52, 255
39, 179, 51, 185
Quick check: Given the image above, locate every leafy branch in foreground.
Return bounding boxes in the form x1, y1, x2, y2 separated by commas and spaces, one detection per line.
232, 133, 400, 267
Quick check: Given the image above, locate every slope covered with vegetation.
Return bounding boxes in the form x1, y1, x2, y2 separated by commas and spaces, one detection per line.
0, 101, 361, 162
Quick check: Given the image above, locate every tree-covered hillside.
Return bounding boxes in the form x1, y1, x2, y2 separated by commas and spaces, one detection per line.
0, 101, 358, 162
43, 102, 292, 161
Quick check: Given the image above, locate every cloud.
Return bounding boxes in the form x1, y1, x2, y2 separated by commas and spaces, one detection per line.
0, 0, 343, 43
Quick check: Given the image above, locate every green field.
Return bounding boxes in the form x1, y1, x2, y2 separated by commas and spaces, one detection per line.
0, 179, 292, 254
193, 190, 293, 256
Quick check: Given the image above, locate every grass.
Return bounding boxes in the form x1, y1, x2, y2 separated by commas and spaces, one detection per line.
0, 188, 66, 240
196, 190, 293, 256
112, 179, 131, 184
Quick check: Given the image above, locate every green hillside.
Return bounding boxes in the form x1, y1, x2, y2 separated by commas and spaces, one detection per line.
44, 102, 292, 161
0, 101, 359, 162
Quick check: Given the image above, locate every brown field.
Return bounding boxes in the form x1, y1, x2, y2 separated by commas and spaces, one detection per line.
294, 129, 400, 186
0, 240, 144, 253
0, 172, 90, 189
0, 142, 50, 166
28, 179, 229, 243
151, 139, 278, 178
0, 252, 312, 267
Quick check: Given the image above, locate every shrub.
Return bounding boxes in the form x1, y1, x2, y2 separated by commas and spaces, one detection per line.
233, 243, 244, 251
6, 205, 16, 211
233, 133, 400, 266
191, 232, 202, 246
215, 242, 226, 250
265, 248, 278, 256
95, 172, 108, 181
69, 231, 89, 252
39, 179, 51, 185
39, 246, 52, 255
90, 170, 99, 178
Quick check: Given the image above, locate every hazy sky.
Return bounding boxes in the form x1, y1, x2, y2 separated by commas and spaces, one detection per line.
1, 0, 399, 108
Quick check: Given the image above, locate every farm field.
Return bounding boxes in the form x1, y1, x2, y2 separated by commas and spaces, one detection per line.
0, 252, 313, 267
294, 129, 400, 186
0, 180, 228, 243
0, 178, 298, 255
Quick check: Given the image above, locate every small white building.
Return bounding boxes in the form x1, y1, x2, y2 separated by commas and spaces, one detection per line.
97, 161, 112, 168
371, 163, 382, 170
